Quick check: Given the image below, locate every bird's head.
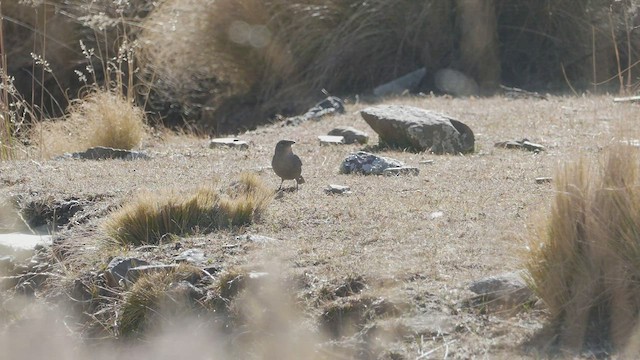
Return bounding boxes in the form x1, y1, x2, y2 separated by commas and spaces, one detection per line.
275, 140, 296, 152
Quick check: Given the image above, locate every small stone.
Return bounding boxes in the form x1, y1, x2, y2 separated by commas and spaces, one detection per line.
341, 151, 405, 175
104, 257, 150, 288
209, 138, 249, 149
522, 140, 545, 152
535, 177, 553, 184
467, 271, 535, 310
318, 135, 345, 145
174, 249, 206, 264
284, 96, 345, 126
429, 211, 444, 219
495, 138, 545, 152
59, 146, 150, 160
383, 166, 420, 176
328, 126, 369, 145
434, 68, 479, 97
373, 68, 427, 97
248, 272, 269, 279
0, 233, 53, 262
235, 234, 279, 244
325, 184, 352, 195
125, 264, 180, 284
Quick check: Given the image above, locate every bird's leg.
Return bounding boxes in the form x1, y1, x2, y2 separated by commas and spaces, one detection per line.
278, 179, 284, 190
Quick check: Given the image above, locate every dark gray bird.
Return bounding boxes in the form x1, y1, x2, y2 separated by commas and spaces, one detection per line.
272, 140, 305, 190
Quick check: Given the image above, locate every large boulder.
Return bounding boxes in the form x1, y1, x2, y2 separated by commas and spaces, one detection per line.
360, 105, 474, 154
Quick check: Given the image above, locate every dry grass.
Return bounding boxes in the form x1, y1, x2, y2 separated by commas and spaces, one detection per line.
496, 0, 639, 91
104, 173, 272, 246
136, 0, 640, 132
526, 146, 640, 353
32, 90, 147, 157
3, 95, 640, 358
117, 264, 205, 337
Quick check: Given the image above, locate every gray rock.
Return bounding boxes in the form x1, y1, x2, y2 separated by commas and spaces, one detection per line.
500, 85, 547, 100
328, 126, 369, 145
360, 105, 474, 154
434, 68, 479, 97
318, 135, 345, 145
468, 271, 535, 309
167, 280, 205, 302
209, 138, 249, 149
494, 138, 545, 152
59, 146, 150, 160
125, 264, 180, 284
248, 271, 269, 279
383, 166, 420, 177
284, 96, 345, 126
340, 151, 405, 175
235, 234, 279, 244
174, 249, 206, 264
305, 96, 345, 118
373, 67, 426, 97
535, 177, 553, 184
104, 257, 149, 288
325, 184, 352, 195
0, 233, 53, 261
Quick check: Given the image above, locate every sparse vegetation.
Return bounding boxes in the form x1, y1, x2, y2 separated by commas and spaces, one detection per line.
33, 89, 147, 157
2, 0, 640, 358
104, 173, 272, 246
526, 146, 640, 353
117, 264, 206, 337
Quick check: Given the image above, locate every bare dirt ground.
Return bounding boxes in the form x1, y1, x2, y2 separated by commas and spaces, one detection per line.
1, 94, 638, 358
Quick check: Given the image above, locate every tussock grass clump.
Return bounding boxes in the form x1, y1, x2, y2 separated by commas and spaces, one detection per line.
34, 90, 146, 156
117, 264, 205, 337
104, 173, 272, 246
526, 146, 640, 353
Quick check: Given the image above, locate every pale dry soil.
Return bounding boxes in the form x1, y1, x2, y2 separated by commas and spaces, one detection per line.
1, 95, 638, 358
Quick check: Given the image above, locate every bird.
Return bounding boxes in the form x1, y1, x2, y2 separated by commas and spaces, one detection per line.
271, 140, 305, 190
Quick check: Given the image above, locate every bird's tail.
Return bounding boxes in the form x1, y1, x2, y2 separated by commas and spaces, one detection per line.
297, 176, 305, 184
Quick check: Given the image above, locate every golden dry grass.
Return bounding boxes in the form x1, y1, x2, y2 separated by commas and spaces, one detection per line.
104, 173, 272, 246
32, 90, 146, 157
526, 146, 640, 353
117, 264, 205, 337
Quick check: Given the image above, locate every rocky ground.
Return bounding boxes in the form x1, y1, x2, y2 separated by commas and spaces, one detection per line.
1, 94, 638, 358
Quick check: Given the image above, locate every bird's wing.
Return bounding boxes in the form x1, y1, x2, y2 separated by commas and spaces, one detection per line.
293, 154, 302, 167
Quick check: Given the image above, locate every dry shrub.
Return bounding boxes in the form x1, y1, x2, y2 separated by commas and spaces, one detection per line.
1, 1, 81, 118
139, 0, 640, 133
496, 0, 640, 91
139, 0, 448, 131
104, 173, 272, 246
526, 146, 640, 354
33, 90, 146, 156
